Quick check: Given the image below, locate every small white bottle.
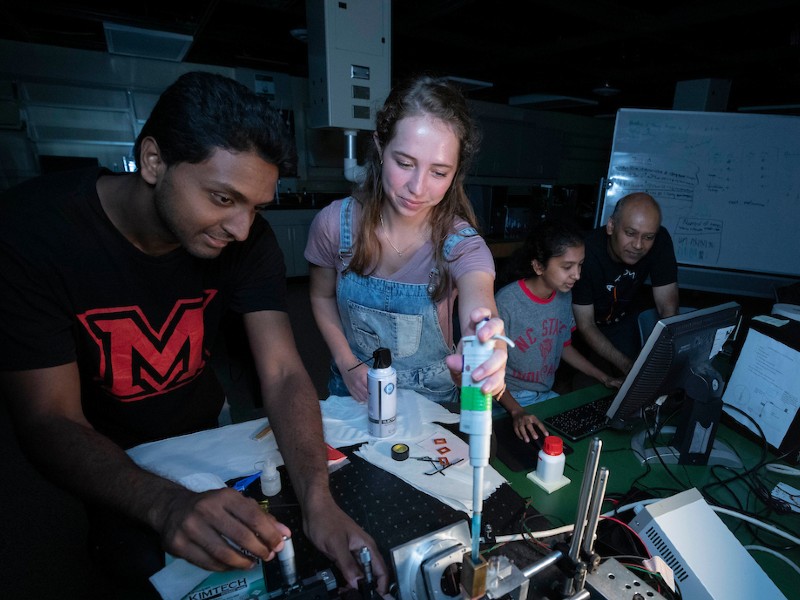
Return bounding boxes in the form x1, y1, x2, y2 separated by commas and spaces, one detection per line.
536, 435, 566, 483
368, 348, 397, 438
260, 458, 282, 497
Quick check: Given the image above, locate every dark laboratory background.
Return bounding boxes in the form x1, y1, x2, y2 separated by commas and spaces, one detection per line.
2, 1, 800, 237
1, 3, 798, 597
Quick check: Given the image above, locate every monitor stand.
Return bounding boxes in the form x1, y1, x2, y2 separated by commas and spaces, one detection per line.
631, 426, 743, 468
631, 362, 743, 468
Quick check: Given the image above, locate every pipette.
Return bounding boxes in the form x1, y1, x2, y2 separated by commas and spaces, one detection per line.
459, 318, 514, 561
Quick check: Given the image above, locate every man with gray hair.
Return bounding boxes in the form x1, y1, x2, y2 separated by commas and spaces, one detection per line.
572, 192, 679, 375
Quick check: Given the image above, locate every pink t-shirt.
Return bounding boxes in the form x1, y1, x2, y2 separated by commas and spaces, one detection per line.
304, 198, 495, 346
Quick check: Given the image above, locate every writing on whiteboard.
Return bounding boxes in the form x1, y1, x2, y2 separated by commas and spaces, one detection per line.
673, 218, 723, 263
602, 110, 800, 277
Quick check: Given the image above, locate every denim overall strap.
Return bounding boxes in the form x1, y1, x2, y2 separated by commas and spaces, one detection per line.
329, 205, 459, 402
338, 196, 354, 267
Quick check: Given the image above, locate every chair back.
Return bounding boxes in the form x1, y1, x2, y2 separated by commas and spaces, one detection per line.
638, 306, 696, 347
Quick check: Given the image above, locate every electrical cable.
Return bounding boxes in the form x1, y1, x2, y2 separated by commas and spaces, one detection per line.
605, 554, 651, 563
494, 524, 574, 543
495, 499, 668, 545
774, 441, 800, 464
701, 406, 775, 516
599, 515, 652, 558
743, 545, 800, 578
605, 498, 660, 516
625, 448, 654, 493
699, 407, 800, 544
640, 403, 692, 490
766, 464, 800, 477
704, 469, 798, 547
719, 402, 769, 469
608, 497, 798, 546
711, 506, 800, 545
519, 521, 557, 553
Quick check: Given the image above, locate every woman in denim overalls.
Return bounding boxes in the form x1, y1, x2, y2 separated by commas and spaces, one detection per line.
305, 75, 509, 404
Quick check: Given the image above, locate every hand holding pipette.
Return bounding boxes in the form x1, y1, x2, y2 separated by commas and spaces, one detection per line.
458, 317, 515, 561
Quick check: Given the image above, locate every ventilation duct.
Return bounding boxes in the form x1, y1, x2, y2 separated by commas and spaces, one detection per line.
103, 22, 193, 62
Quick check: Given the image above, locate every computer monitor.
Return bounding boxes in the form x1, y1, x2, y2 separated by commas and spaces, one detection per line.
605, 302, 742, 467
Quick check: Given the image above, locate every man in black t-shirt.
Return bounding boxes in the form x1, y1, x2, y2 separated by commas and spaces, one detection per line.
0, 72, 387, 595
572, 192, 679, 375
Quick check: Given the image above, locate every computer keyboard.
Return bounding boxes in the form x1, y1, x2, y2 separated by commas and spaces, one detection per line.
544, 393, 615, 442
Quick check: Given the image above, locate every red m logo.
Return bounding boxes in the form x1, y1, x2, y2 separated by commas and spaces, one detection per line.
78, 290, 217, 401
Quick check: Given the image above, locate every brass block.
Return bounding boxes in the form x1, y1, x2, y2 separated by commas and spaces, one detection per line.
460, 554, 488, 600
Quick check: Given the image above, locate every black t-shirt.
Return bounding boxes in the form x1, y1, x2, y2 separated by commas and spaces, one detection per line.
0, 168, 287, 448
572, 225, 678, 327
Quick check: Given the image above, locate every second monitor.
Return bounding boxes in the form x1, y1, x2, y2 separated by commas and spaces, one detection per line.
605, 302, 742, 466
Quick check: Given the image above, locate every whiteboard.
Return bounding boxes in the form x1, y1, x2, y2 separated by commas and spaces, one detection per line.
600, 109, 800, 296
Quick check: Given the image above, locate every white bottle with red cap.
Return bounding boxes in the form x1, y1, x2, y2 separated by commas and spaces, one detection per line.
536, 435, 566, 483
527, 434, 571, 493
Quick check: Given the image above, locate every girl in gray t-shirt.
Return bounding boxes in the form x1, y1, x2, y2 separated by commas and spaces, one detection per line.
495, 219, 621, 442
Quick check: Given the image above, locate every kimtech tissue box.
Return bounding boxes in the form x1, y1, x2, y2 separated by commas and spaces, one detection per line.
170, 558, 267, 600
184, 569, 265, 600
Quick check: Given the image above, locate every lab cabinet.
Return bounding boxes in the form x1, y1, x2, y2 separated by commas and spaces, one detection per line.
261, 209, 319, 277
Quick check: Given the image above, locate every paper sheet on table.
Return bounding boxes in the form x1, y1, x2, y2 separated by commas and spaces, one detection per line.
128, 389, 457, 484
222, 391, 498, 512
354, 422, 506, 513
127, 418, 281, 483
320, 388, 459, 447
